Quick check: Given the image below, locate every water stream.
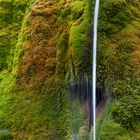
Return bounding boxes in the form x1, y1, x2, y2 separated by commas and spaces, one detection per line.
69, 0, 100, 139
92, 0, 100, 139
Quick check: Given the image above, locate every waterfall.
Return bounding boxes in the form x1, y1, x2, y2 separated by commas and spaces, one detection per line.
69, 0, 100, 139
92, 0, 100, 140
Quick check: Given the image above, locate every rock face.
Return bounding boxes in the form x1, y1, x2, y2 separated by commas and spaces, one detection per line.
18, 1, 60, 89
0, 0, 92, 139
0, 0, 140, 140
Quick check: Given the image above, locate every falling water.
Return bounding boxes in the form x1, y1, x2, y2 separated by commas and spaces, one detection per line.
69, 0, 100, 139
93, 0, 100, 140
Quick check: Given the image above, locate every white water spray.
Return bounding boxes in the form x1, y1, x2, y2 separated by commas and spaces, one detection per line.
92, 0, 100, 140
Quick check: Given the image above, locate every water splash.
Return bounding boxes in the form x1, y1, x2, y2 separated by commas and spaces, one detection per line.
92, 0, 100, 140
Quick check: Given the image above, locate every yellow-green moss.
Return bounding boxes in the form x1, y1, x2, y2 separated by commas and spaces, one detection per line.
97, 0, 140, 138
0, 0, 139, 139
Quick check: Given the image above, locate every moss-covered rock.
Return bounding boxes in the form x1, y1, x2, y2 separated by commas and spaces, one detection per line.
97, 0, 140, 138
0, 0, 140, 139
0, 0, 92, 139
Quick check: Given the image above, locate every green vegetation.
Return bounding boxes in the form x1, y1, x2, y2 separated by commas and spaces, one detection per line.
0, 132, 12, 140
0, 0, 139, 139
97, 101, 140, 140
67, 0, 92, 77
0, 0, 34, 71
0, 0, 92, 139
96, 101, 128, 140
97, 0, 140, 139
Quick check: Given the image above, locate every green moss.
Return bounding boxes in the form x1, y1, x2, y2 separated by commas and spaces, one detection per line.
67, 0, 92, 77
56, 32, 68, 76
69, 25, 87, 58
70, 1, 85, 19
1, 0, 140, 139
99, 0, 139, 35
0, 0, 34, 71
96, 101, 130, 140
0, 1, 71, 139
0, 132, 12, 140
111, 93, 140, 129
97, 2, 140, 137
60, 8, 70, 19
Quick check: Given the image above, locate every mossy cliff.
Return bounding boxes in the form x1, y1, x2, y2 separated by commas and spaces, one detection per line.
97, 1, 140, 139
0, 0, 92, 139
0, 0, 140, 140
